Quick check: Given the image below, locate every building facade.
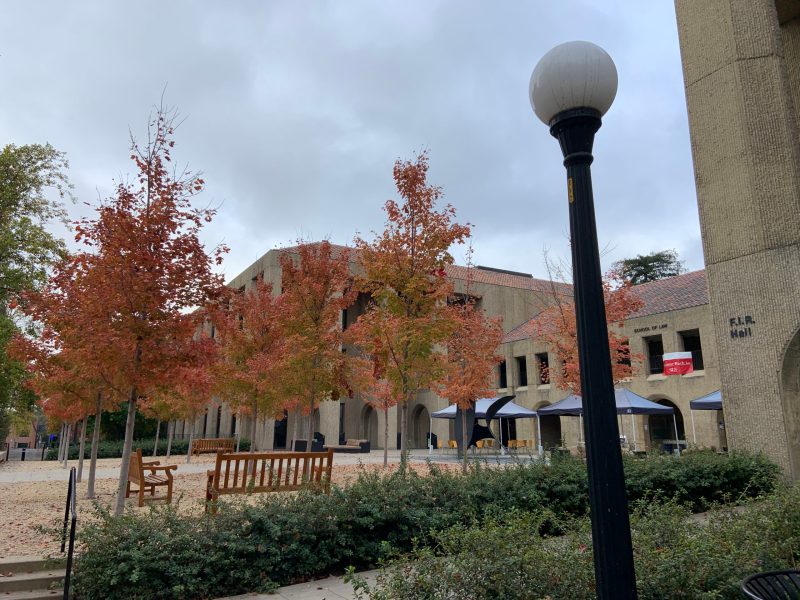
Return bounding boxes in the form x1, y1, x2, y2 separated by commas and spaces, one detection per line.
675, 0, 800, 476
180, 244, 725, 454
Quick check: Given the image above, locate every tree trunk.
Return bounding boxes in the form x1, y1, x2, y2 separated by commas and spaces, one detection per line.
113, 388, 138, 516
87, 395, 102, 500
187, 417, 194, 464
251, 401, 258, 453
306, 398, 315, 451
290, 409, 299, 451
383, 406, 389, 468
166, 420, 174, 459
77, 417, 88, 482
461, 408, 468, 474
56, 423, 65, 463
62, 422, 72, 468
153, 420, 161, 457
399, 399, 408, 468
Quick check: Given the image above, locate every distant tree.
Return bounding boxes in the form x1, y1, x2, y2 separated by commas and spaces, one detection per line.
278, 241, 361, 448
211, 278, 286, 452
352, 151, 470, 464
0, 143, 71, 442
613, 249, 685, 285
436, 293, 503, 473
532, 270, 644, 396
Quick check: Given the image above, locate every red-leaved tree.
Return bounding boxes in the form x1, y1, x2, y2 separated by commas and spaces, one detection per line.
352, 151, 470, 463
532, 270, 644, 396
69, 107, 226, 514
278, 241, 363, 448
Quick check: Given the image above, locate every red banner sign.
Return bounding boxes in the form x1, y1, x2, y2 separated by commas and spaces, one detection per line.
663, 352, 693, 375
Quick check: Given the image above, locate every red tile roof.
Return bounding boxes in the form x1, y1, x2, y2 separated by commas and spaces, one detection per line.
628, 270, 708, 318
501, 269, 709, 344
445, 264, 573, 296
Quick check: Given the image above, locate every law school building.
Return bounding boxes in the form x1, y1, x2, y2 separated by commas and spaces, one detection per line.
176, 245, 724, 455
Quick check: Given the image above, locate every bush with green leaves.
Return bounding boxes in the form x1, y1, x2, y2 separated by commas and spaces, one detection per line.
351, 485, 800, 600
71, 450, 780, 599
46, 437, 250, 460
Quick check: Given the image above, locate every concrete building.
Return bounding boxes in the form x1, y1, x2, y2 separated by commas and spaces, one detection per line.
674, 0, 800, 476
180, 243, 726, 454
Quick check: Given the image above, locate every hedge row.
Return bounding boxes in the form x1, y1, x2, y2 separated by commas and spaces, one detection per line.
353, 484, 800, 599
46, 437, 251, 461
71, 451, 780, 599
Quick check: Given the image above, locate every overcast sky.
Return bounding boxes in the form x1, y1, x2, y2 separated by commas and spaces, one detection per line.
0, 1, 701, 282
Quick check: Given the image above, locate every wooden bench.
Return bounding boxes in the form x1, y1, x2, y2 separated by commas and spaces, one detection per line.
191, 437, 236, 456
125, 448, 177, 507
205, 449, 333, 513
324, 438, 370, 453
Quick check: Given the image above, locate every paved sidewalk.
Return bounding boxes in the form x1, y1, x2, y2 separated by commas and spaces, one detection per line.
219, 570, 377, 600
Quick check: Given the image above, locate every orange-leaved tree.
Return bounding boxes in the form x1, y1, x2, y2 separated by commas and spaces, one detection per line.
70, 107, 226, 515
532, 269, 644, 396
352, 151, 470, 463
436, 261, 503, 473
211, 278, 286, 452
278, 241, 363, 448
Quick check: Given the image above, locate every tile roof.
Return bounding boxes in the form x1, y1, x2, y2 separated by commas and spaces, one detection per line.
628, 270, 709, 318
503, 319, 540, 344
501, 269, 709, 344
445, 264, 573, 296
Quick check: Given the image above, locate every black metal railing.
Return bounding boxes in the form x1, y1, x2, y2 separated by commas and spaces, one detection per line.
61, 466, 77, 599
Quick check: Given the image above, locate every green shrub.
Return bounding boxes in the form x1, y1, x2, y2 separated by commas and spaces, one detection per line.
46, 438, 251, 461
71, 450, 780, 599
352, 485, 800, 600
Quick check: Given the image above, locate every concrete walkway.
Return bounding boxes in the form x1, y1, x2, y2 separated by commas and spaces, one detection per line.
219, 570, 377, 600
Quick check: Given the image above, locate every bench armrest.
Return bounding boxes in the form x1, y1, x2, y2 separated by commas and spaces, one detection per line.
142, 460, 160, 466
144, 464, 177, 474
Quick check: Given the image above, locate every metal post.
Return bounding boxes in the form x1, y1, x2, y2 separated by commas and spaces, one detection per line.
690, 409, 697, 445
672, 414, 681, 455
536, 416, 543, 457
550, 107, 637, 599
631, 414, 637, 451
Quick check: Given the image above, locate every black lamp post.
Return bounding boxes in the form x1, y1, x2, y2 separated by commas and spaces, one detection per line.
530, 41, 638, 599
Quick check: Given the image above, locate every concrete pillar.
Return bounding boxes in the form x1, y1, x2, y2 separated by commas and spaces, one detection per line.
318, 400, 340, 446
675, 0, 800, 475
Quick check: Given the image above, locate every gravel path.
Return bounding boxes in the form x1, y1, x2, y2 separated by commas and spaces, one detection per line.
0, 450, 458, 557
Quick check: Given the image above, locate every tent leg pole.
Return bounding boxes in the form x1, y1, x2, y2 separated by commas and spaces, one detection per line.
429, 414, 432, 455
499, 418, 504, 456
631, 414, 636, 451
536, 416, 543, 458
690, 410, 697, 446
579, 414, 583, 444
673, 414, 681, 455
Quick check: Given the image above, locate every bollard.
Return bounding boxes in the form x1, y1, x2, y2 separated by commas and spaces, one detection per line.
21, 447, 26, 461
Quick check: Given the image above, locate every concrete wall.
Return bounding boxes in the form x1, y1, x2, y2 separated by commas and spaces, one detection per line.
675, 0, 800, 475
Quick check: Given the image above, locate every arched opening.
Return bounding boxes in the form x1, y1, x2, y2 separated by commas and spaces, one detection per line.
648, 398, 686, 452
780, 327, 800, 479
535, 402, 562, 450
230, 413, 237, 438
411, 405, 430, 449
215, 406, 222, 438
361, 405, 378, 447
273, 409, 288, 449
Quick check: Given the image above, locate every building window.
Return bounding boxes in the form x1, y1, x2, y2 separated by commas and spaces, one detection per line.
342, 309, 348, 330
679, 329, 704, 371
498, 360, 507, 389
515, 356, 528, 387
645, 335, 664, 374
535, 353, 550, 384
210, 324, 216, 339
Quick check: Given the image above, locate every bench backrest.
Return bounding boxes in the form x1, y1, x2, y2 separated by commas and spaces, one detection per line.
210, 449, 334, 496
128, 448, 144, 484
194, 438, 235, 451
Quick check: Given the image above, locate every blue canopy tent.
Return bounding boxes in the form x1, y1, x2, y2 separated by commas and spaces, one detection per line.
688, 390, 723, 444
538, 388, 678, 452
431, 396, 537, 454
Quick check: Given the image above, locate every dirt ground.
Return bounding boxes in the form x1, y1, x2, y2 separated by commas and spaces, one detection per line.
0, 453, 456, 558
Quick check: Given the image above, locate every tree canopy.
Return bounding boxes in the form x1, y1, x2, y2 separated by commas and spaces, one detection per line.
0, 143, 72, 442
612, 249, 685, 285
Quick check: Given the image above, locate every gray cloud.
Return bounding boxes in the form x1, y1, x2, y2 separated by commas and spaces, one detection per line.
0, 0, 702, 282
